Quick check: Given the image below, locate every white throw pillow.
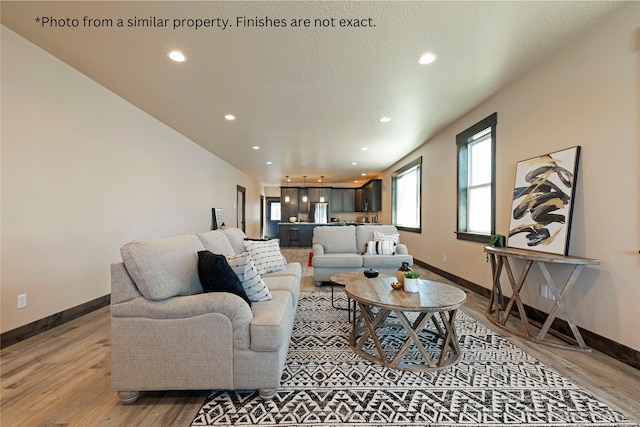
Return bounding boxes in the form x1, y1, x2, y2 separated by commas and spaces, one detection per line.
226, 252, 272, 302
373, 231, 400, 244
243, 239, 287, 275
365, 240, 396, 255
365, 240, 376, 255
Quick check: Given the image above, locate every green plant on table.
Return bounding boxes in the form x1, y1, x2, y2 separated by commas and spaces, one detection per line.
404, 271, 420, 279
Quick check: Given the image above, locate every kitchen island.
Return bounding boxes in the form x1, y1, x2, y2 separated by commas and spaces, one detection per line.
278, 222, 382, 247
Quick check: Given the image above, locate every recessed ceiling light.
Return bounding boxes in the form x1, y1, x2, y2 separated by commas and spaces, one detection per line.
361, 147, 368, 151
224, 114, 236, 121
266, 161, 272, 165
168, 50, 186, 62
418, 52, 438, 65
352, 162, 358, 165
379, 117, 391, 123
252, 146, 260, 150
361, 173, 367, 176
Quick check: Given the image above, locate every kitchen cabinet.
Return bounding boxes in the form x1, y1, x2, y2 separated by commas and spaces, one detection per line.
307, 187, 331, 204
330, 188, 355, 213
355, 188, 364, 212
281, 187, 299, 221
355, 179, 381, 212
279, 223, 320, 247
298, 188, 309, 207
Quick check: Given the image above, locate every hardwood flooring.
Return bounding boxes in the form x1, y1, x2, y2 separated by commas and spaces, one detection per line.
1, 248, 638, 426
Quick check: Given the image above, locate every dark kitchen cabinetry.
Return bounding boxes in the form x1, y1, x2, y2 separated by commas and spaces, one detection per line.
281, 179, 379, 214
330, 188, 355, 213
307, 187, 331, 204
281, 187, 299, 221
356, 179, 381, 212
279, 223, 318, 247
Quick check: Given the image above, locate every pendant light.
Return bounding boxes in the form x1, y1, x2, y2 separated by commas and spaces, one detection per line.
302, 176, 308, 203
284, 176, 290, 203
319, 176, 325, 203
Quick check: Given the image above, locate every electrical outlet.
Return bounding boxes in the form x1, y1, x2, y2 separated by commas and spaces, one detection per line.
540, 284, 548, 298
17, 294, 27, 309
540, 285, 557, 301
547, 289, 556, 301
443, 254, 447, 262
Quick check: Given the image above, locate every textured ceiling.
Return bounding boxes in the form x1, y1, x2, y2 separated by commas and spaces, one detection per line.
1, 1, 623, 186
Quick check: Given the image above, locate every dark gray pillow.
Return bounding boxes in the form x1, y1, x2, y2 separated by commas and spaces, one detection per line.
197, 250, 251, 307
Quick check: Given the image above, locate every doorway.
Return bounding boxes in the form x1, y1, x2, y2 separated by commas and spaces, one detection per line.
266, 197, 281, 239
237, 185, 246, 232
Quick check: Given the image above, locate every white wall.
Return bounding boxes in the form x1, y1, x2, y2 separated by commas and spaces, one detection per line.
1, 26, 262, 333
383, 4, 639, 351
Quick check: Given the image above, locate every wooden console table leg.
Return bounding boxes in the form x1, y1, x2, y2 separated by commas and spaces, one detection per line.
488, 254, 506, 318
501, 257, 534, 337
537, 263, 589, 350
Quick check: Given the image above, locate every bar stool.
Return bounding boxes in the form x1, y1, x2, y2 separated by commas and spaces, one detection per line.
289, 227, 300, 247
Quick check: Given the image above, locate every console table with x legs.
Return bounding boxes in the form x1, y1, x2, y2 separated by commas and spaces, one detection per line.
484, 245, 600, 352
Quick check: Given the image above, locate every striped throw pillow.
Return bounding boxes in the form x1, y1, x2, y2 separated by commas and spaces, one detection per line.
365, 240, 396, 255
243, 239, 287, 275
226, 252, 272, 302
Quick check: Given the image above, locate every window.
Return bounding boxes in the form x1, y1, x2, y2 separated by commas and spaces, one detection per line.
392, 157, 421, 233
457, 113, 497, 242
270, 201, 281, 221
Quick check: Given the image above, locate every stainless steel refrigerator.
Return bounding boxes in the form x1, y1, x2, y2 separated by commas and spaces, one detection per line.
309, 202, 329, 224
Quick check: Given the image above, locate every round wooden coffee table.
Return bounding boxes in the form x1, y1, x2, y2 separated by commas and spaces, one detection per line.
345, 276, 466, 371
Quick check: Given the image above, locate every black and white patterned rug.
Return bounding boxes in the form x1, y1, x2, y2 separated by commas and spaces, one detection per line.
191, 292, 636, 426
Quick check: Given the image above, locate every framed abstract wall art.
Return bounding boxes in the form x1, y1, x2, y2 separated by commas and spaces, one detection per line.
507, 146, 581, 256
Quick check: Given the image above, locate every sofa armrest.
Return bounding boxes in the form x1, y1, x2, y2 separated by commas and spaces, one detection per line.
111, 292, 253, 325
397, 243, 409, 255
312, 243, 325, 256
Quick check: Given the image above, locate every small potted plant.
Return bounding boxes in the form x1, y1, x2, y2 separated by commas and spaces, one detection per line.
404, 271, 420, 293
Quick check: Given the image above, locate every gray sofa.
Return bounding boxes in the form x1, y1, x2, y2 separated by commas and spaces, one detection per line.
110, 227, 301, 403
311, 225, 413, 282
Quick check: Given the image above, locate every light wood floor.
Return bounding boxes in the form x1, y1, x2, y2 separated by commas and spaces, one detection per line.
2, 248, 639, 426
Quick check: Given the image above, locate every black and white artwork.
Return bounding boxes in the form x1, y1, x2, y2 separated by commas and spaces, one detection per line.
508, 146, 581, 256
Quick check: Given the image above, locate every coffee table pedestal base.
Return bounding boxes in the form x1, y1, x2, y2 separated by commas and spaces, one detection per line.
349, 303, 462, 372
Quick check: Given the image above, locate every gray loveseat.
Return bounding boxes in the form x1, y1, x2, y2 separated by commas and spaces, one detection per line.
110, 227, 300, 403
311, 225, 413, 283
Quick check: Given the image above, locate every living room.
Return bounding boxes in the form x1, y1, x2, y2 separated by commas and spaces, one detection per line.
1, 1, 638, 425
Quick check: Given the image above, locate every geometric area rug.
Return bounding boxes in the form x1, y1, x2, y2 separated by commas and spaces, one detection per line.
191, 292, 637, 426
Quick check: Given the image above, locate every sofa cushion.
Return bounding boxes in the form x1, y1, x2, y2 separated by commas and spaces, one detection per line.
243, 239, 287, 275
196, 230, 235, 256
312, 253, 363, 268
250, 291, 292, 351
197, 251, 251, 307
120, 234, 204, 300
220, 227, 248, 255
313, 225, 357, 253
262, 275, 298, 304
262, 262, 302, 282
362, 254, 414, 269
226, 252, 272, 302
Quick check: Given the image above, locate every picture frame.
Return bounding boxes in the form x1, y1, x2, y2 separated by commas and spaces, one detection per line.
212, 208, 225, 230
507, 146, 581, 256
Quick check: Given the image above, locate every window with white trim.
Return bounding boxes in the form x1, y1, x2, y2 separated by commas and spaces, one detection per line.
457, 113, 496, 242
392, 157, 421, 233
